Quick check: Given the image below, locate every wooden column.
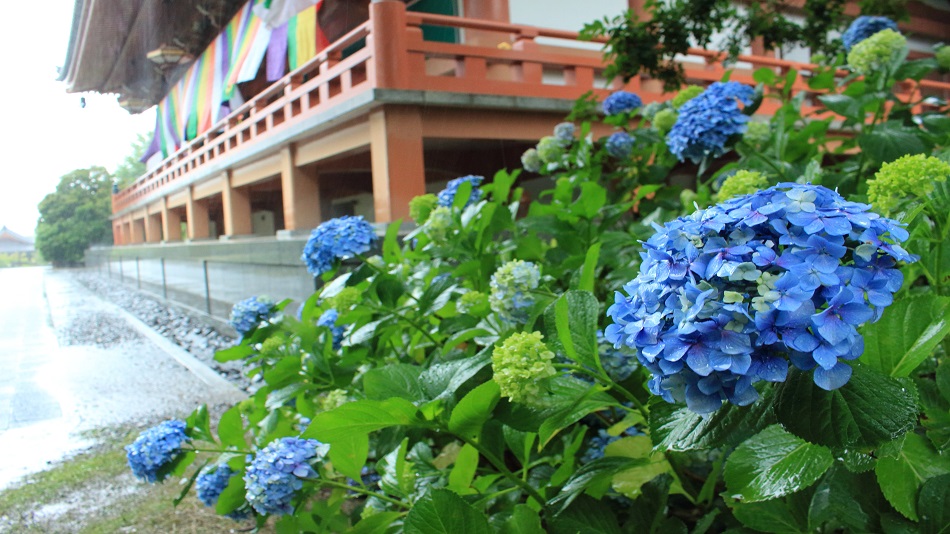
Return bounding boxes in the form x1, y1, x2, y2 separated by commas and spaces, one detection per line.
123, 220, 133, 245
113, 222, 124, 245
369, 107, 426, 223
280, 146, 322, 231
162, 199, 182, 241
145, 210, 163, 243
131, 218, 145, 244
222, 171, 252, 236
186, 187, 210, 240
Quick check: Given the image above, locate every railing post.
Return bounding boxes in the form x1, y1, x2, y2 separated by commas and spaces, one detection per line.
136, 257, 141, 289
161, 257, 168, 300
369, 0, 410, 89
119, 258, 124, 282
203, 260, 212, 315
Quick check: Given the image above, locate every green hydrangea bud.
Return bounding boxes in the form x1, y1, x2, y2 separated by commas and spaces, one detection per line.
326, 286, 361, 311
867, 154, 950, 214
260, 336, 285, 358
717, 170, 769, 201
457, 290, 490, 316
409, 194, 438, 224
424, 206, 453, 241
847, 29, 907, 76
671, 85, 704, 109
491, 331, 556, 405
937, 45, 950, 71
743, 121, 770, 146
652, 108, 678, 133
321, 389, 349, 411
521, 148, 542, 172
537, 136, 564, 164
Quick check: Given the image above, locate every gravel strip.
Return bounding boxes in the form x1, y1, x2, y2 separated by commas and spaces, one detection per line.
70, 271, 253, 393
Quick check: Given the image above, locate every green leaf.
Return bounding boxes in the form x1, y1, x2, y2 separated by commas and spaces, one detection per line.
574, 182, 607, 219
625, 474, 673, 534
876, 433, 950, 521
215, 472, 247, 515
818, 94, 859, 120
448, 443, 479, 493
214, 344, 255, 362
857, 121, 931, 167
922, 114, 950, 136
350, 512, 406, 534
217, 404, 246, 449
544, 290, 599, 370
808, 468, 884, 533
186, 404, 215, 443
606, 436, 675, 500
807, 70, 836, 91
649, 395, 775, 452
861, 295, 950, 377
774, 366, 917, 449
304, 398, 424, 443
374, 275, 406, 309
548, 456, 645, 512
732, 498, 809, 534
537, 378, 618, 448
724, 425, 833, 502
499, 504, 545, 534
919, 474, 950, 534
894, 58, 937, 81
382, 219, 402, 263
329, 432, 368, 483
363, 364, 426, 402
404, 488, 491, 534
578, 242, 601, 293
449, 381, 500, 439
420, 350, 491, 400
452, 181, 474, 211
173, 459, 207, 507
548, 496, 622, 534
753, 67, 777, 85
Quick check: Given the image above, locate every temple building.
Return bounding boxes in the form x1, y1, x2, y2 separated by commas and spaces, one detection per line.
0, 226, 36, 264
60, 0, 949, 246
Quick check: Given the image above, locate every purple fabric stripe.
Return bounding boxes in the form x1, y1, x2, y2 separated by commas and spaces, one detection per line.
266, 23, 289, 82
141, 116, 161, 162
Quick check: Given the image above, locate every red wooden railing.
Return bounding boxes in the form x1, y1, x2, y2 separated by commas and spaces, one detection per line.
113, 0, 950, 215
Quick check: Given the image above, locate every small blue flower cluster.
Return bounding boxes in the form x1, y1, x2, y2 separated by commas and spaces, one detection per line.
126, 420, 190, 483
602, 91, 643, 116
581, 427, 641, 463
605, 183, 912, 414
317, 308, 344, 349
229, 296, 276, 337
605, 132, 635, 159
244, 437, 326, 516
301, 216, 377, 277
437, 175, 484, 208
196, 465, 252, 519
554, 122, 576, 144
489, 260, 541, 323
666, 82, 755, 164
841, 16, 898, 51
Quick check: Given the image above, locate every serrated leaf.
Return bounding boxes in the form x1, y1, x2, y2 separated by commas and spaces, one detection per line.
350, 512, 405, 534
543, 290, 599, 370
499, 504, 545, 534
818, 94, 859, 120
448, 443, 479, 493
732, 498, 808, 534
606, 436, 674, 500
215, 471, 247, 515
405, 488, 491, 534
774, 366, 917, 449
537, 378, 618, 447
363, 364, 426, 402
549, 496, 622, 534
548, 456, 645, 512
876, 433, 950, 521
304, 398, 424, 443
649, 395, 775, 452
217, 404, 246, 449
420, 350, 491, 400
857, 121, 931, 167
918, 474, 950, 534
578, 243, 601, 293
860, 295, 950, 377
214, 344, 255, 362
448, 381, 500, 439
724, 425, 833, 502
808, 468, 884, 532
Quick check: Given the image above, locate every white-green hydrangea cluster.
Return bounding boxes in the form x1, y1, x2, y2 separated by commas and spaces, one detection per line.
847, 29, 907, 76
671, 85, 704, 109
867, 154, 950, 214
491, 331, 556, 405
717, 170, 769, 200
521, 148, 542, 172
457, 290, 490, 315
489, 260, 541, 322
409, 194, 438, 224
321, 389, 350, 411
743, 121, 770, 146
326, 286, 361, 311
652, 109, 678, 133
937, 45, 950, 71
537, 136, 564, 164
423, 206, 454, 241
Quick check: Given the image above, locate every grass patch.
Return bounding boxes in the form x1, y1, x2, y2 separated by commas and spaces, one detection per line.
0, 424, 270, 533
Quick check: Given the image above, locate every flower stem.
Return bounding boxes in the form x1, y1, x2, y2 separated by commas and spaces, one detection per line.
315, 479, 411, 510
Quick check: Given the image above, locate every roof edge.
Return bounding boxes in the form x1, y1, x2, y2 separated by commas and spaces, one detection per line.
57, 0, 85, 82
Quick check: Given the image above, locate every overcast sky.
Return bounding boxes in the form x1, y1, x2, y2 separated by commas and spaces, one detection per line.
0, 0, 154, 237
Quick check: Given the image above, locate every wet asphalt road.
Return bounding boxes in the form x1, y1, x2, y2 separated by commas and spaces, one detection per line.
0, 267, 245, 489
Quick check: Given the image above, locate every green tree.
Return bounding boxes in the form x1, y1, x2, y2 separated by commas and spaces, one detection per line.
35, 167, 113, 267
113, 132, 150, 188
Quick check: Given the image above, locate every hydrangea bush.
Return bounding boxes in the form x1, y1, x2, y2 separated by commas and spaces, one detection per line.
131, 6, 950, 532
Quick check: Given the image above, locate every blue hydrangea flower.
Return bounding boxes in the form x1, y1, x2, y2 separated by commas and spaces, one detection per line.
554, 122, 576, 145
581, 427, 641, 463
666, 82, 755, 164
602, 91, 643, 116
317, 308, 344, 350
598, 333, 638, 382
229, 296, 276, 337
196, 465, 252, 519
244, 437, 328, 516
489, 260, 541, 323
605, 183, 913, 414
841, 16, 899, 51
126, 420, 190, 483
437, 175, 484, 208
301, 216, 377, 277
606, 132, 635, 159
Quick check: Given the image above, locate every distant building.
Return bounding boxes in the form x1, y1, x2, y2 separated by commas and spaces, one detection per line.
0, 226, 36, 263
